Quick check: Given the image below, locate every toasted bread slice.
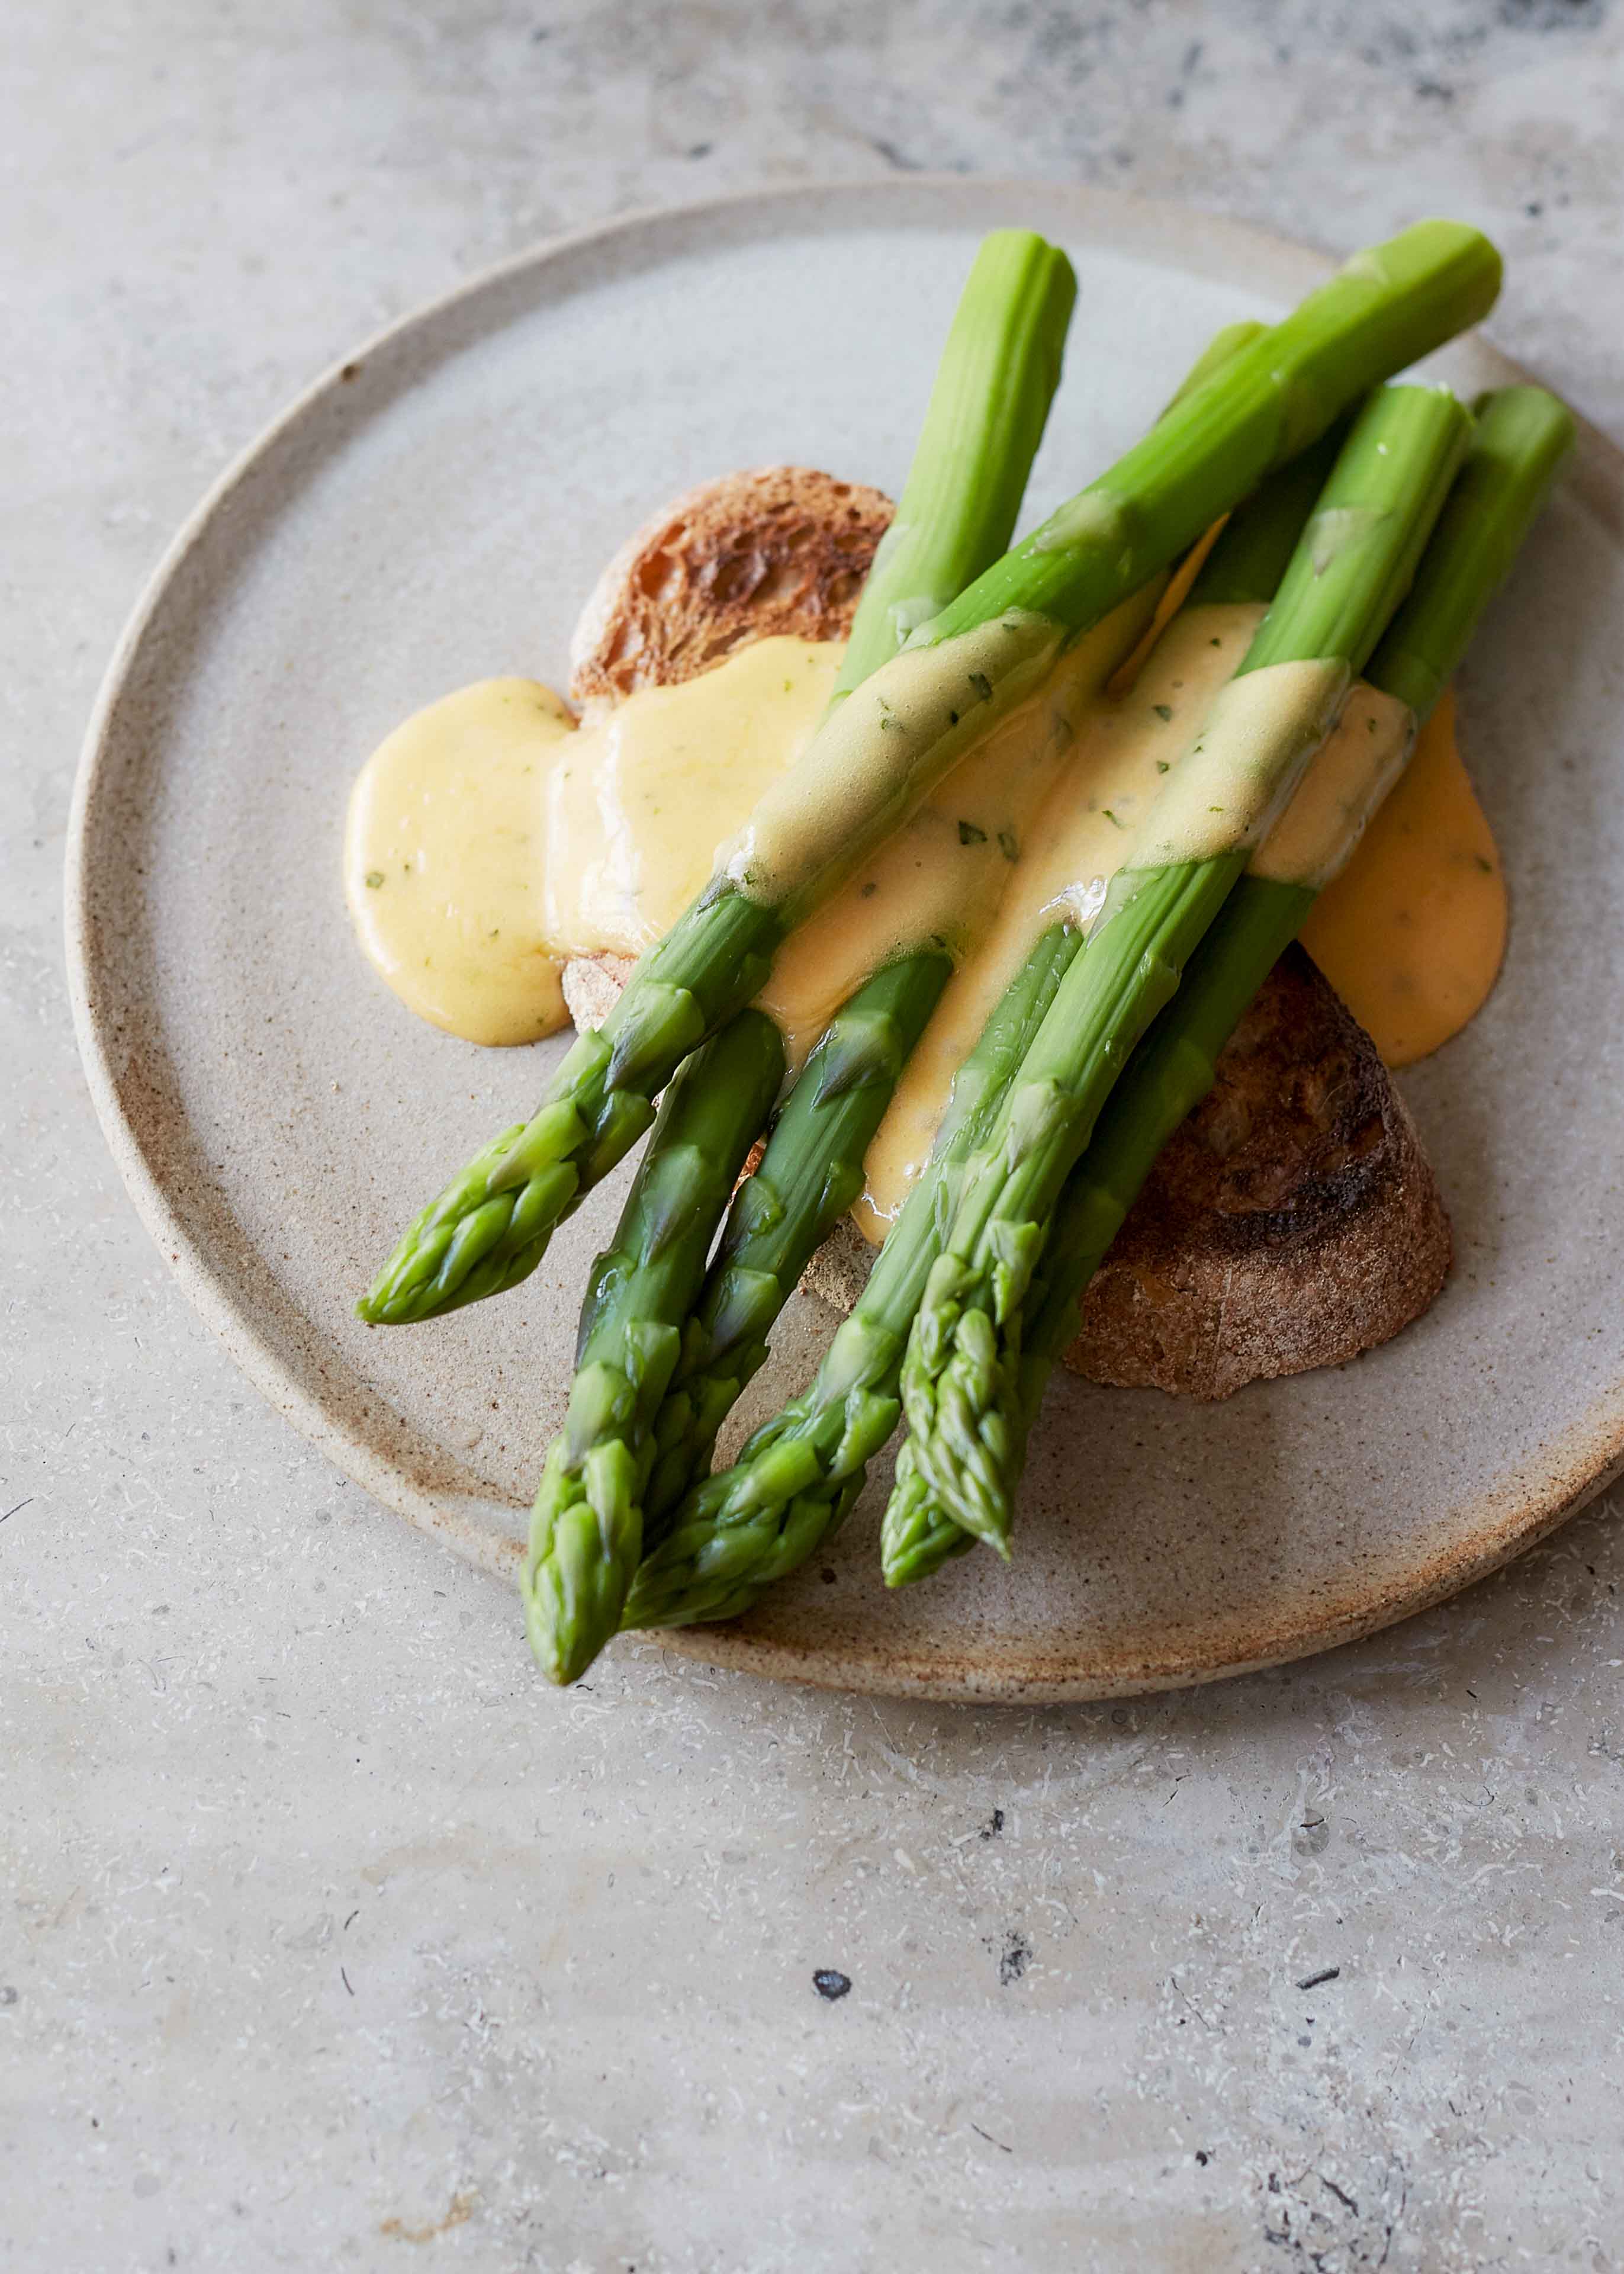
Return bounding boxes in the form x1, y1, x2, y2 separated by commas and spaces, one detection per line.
568, 465, 895, 709
800, 945, 1451, 1399
1065, 945, 1452, 1396
564, 468, 1452, 1399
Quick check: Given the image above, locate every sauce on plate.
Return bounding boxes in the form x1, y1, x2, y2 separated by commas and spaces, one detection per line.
346, 617, 1506, 1229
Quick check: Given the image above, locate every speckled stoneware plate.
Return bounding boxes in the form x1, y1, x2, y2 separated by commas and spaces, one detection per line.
67, 181, 1624, 1700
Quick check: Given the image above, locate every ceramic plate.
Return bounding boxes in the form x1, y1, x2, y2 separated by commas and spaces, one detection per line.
67, 181, 1624, 1700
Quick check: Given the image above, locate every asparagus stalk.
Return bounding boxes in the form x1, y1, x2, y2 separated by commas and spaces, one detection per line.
896, 384, 1478, 1556
834, 233, 1077, 691
514, 309, 1273, 1681
883, 384, 1574, 1586
627, 233, 1080, 1525
359, 222, 1501, 1325
619, 927, 1081, 1630
523, 1011, 784, 1684
879, 876, 1319, 1582
875, 429, 1350, 1586
641, 950, 953, 1533
1362, 384, 1576, 717
617, 420, 1368, 1634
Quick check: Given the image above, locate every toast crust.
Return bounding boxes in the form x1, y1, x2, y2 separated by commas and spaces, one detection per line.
569, 465, 893, 709
565, 470, 1452, 1401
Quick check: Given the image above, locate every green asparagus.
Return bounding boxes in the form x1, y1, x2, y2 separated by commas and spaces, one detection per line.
523, 1010, 784, 1684
619, 409, 1379, 1632
358, 232, 1074, 1328
896, 383, 1476, 1556
619, 927, 1081, 1630
883, 384, 1575, 1586
629, 314, 1278, 1552
523, 230, 1087, 1678
641, 951, 952, 1535
360, 221, 1500, 1326
834, 232, 1077, 692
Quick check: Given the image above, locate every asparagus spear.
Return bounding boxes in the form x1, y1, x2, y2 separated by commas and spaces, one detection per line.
897, 383, 1475, 1554
883, 384, 1575, 1586
877, 404, 1334, 1588
523, 1010, 784, 1685
876, 427, 1343, 1586
618, 422, 1363, 1633
834, 232, 1076, 692
619, 926, 1081, 1631
641, 950, 953, 1533
359, 221, 1501, 1325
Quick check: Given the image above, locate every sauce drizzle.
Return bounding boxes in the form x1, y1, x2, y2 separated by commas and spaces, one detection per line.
345, 633, 1508, 1226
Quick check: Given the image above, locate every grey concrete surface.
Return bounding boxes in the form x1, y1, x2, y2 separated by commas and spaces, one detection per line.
5, 4, 1623, 2268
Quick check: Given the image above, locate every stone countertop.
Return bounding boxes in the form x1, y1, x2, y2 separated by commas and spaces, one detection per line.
7, 5, 1622, 2269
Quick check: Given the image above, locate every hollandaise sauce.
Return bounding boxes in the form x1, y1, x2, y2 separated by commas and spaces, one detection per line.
346, 624, 1507, 1235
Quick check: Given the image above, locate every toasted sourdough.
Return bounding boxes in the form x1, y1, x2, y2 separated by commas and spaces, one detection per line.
569, 465, 895, 708
562, 469, 1452, 1401
803, 948, 1452, 1399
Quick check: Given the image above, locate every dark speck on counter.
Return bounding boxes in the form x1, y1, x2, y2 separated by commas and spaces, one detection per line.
998, 1932, 1030, 1986
812, 1969, 851, 2002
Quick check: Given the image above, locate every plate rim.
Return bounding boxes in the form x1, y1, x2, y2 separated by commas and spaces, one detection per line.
65, 176, 1624, 1701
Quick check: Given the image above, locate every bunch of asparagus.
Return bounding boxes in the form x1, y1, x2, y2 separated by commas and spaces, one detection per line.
883, 380, 1575, 1585
357, 216, 1573, 1687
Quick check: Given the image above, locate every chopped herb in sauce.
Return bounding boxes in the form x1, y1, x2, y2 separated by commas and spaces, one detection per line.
1152, 703, 1173, 722
1103, 809, 1125, 828
958, 820, 987, 846
1155, 760, 1170, 773
364, 871, 385, 889
997, 828, 1018, 862
967, 672, 993, 705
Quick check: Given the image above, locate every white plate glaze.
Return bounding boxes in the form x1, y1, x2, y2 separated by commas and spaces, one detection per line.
67, 181, 1624, 1700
